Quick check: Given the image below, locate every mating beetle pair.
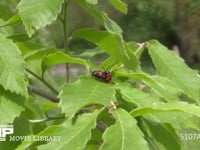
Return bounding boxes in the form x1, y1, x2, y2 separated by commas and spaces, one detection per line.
92, 70, 112, 82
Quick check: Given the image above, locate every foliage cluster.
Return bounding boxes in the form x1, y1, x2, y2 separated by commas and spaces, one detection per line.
0, 0, 200, 150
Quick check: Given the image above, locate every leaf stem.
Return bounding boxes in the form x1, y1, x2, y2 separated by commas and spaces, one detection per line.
135, 42, 146, 55
25, 68, 59, 94
63, 1, 70, 82
29, 116, 65, 123
28, 85, 59, 102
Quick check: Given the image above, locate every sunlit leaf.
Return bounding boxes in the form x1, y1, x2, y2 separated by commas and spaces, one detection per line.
17, 42, 45, 54
86, 0, 98, 5
37, 110, 101, 150
0, 87, 25, 124
18, 42, 58, 61
115, 83, 159, 107
115, 72, 181, 101
58, 77, 115, 118
149, 112, 200, 131
147, 40, 200, 101
0, 15, 21, 27
151, 75, 181, 101
75, 0, 123, 37
24, 48, 60, 61
73, 28, 139, 69
41, 51, 91, 75
100, 109, 148, 150
101, 12, 123, 37
0, 33, 27, 95
0, 18, 14, 37
17, 0, 64, 37
131, 101, 200, 118
109, 0, 128, 14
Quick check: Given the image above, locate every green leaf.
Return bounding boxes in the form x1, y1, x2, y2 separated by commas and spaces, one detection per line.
109, 0, 128, 14
17, 42, 45, 54
41, 51, 91, 74
0, 15, 21, 27
115, 72, 180, 101
37, 110, 101, 150
23, 96, 48, 120
73, 28, 138, 69
0, 18, 14, 36
0, 87, 25, 124
25, 48, 60, 61
149, 112, 200, 132
73, 28, 121, 58
17, 0, 64, 37
0, 3, 14, 20
151, 75, 181, 101
0, 33, 27, 95
77, 47, 101, 59
143, 119, 181, 150
75, 0, 123, 37
85, 127, 103, 149
147, 40, 200, 101
131, 101, 200, 118
100, 109, 148, 150
115, 83, 159, 107
7, 34, 30, 42
125, 42, 145, 60
99, 57, 116, 69
86, 0, 98, 5
101, 12, 123, 37
18, 42, 60, 61
58, 77, 115, 118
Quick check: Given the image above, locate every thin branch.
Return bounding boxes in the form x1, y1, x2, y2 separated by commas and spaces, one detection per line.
28, 85, 59, 103
58, 14, 64, 23
63, 1, 70, 82
25, 68, 59, 94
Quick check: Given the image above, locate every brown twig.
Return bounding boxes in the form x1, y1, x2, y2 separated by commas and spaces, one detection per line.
28, 85, 59, 103
25, 68, 59, 94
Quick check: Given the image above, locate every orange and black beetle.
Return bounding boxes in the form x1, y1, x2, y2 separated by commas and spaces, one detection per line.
92, 70, 112, 82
